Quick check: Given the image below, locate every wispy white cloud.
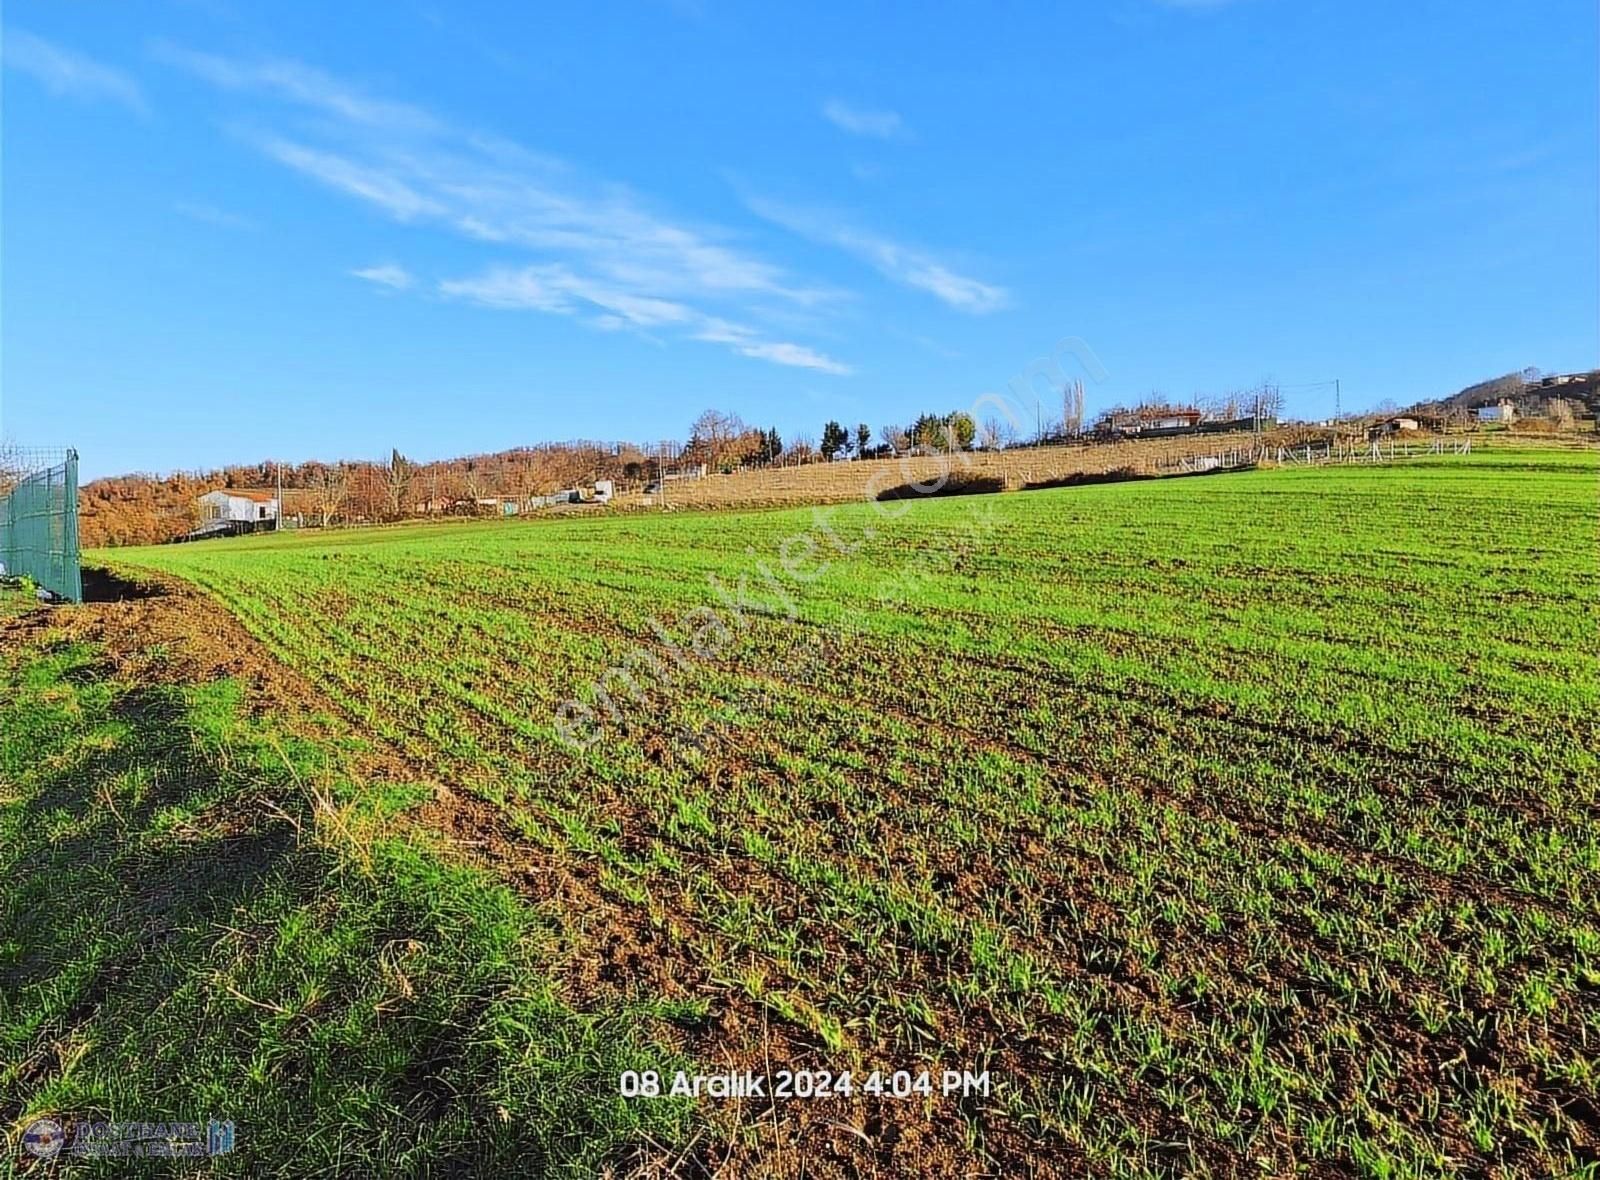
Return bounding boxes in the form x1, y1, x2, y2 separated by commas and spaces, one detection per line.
350, 263, 414, 291
259, 137, 445, 221
440, 265, 691, 326
152, 40, 439, 132
175, 201, 257, 230
746, 196, 1008, 314
156, 43, 853, 372
822, 99, 904, 140
731, 339, 851, 375
690, 317, 853, 374
3, 29, 147, 113
442, 266, 852, 373
439, 266, 571, 313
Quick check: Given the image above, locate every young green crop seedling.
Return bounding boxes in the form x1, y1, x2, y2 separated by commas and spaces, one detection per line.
51, 444, 1600, 1176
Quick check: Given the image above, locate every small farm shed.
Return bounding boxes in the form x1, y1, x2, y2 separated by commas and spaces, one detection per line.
475, 497, 520, 515
197, 489, 278, 525
1371, 417, 1421, 437
1477, 401, 1517, 423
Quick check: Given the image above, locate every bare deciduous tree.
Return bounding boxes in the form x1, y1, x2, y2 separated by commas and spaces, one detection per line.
1062, 379, 1085, 437
1252, 381, 1284, 421
461, 461, 488, 506
312, 464, 349, 527
690, 409, 746, 471
0, 443, 28, 495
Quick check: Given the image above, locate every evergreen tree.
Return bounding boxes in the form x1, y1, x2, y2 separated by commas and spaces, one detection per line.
820, 420, 850, 459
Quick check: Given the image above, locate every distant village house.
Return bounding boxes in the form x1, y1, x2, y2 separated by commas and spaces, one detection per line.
1370, 416, 1421, 438
189, 489, 279, 539
1108, 407, 1204, 435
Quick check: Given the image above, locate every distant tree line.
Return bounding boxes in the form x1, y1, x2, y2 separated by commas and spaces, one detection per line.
80, 440, 657, 547
81, 377, 1357, 547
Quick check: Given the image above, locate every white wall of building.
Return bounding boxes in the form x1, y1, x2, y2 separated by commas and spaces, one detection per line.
198, 490, 279, 523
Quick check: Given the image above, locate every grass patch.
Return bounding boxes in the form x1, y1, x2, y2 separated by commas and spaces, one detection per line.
0, 636, 691, 1175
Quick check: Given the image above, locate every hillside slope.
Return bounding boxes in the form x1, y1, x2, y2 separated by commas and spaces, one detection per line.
82, 445, 1600, 1177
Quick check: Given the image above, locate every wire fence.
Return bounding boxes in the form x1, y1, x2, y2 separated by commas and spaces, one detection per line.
0, 444, 82, 602
1156, 436, 1473, 474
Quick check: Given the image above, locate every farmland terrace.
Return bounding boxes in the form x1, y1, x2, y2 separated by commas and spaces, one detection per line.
4, 443, 1597, 1177
634, 429, 1265, 510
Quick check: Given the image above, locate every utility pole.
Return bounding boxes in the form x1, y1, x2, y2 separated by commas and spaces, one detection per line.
1335, 378, 1342, 422
275, 461, 283, 531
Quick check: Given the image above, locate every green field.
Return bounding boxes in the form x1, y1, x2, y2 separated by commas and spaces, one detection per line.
9, 447, 1599, 1175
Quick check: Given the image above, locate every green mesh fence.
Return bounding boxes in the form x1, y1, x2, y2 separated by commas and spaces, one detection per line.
0, 448, 82, 603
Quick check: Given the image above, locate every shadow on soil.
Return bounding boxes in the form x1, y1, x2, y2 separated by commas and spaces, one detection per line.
869, 462, 1254, 502
874, 474, 1006, 501
80, 565, 165, 603
1022, 465, 1145, 491
1022, 462, 1257, 492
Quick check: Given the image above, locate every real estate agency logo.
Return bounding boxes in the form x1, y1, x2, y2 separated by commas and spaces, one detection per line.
21, 1117, 65, 1161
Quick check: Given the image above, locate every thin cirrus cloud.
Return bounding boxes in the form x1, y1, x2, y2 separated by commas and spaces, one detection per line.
259, 137, 446, 222
152, 42, 852, 374
150, 40, 440, 133
821, 99, 905, 140
350, 264, 415, 291
745, 196, 1008, 314
440, 266, 853, 375
3, 28, 147, 113
690, 318, 852, 375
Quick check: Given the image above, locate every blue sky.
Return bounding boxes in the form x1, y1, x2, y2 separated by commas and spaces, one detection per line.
2, 1, 1595, 480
